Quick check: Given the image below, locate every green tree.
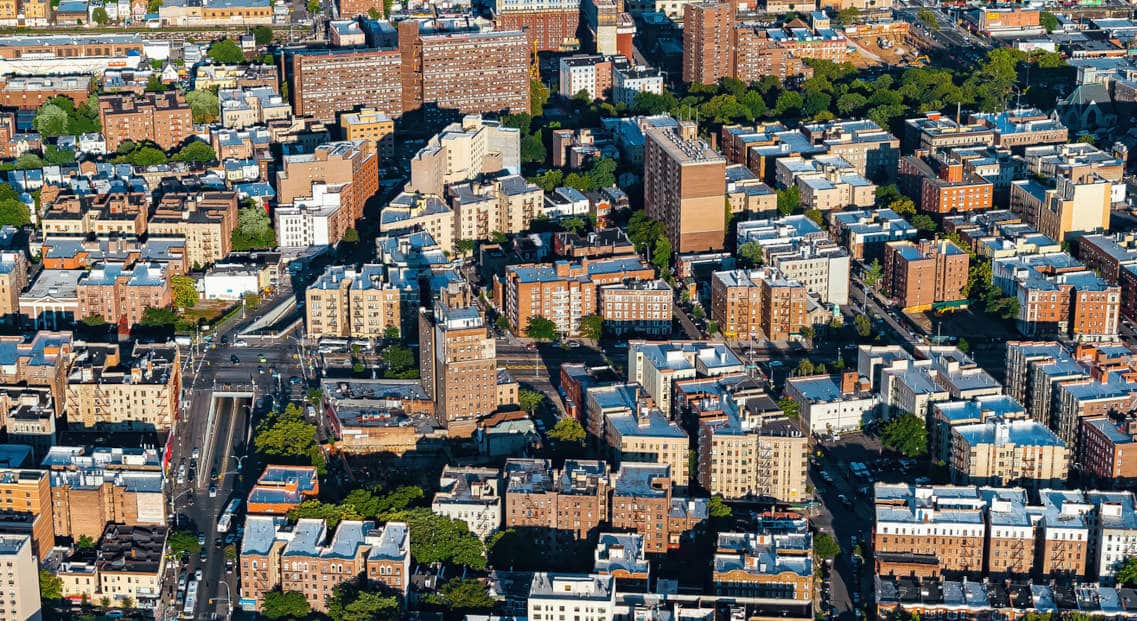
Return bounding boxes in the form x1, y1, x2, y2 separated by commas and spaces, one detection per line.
252, 25, 274, 45
804, 208, 824, 226
778, 398, 800, 419
43, 145, 76, 165
651, 236, 672, 278
1117, 556, 1137, 586
255, 403, 320, 467
287, 499, 361, 529
547, 417, 586, 443
39, 570, 62, 601
864, 258, 883, 288
776, 186, 801, 216
1040, 10, 1058, 33
92, 6, 109, 24
381, 344, 415, 375
707, 495, 732, 519
208, 38, 245, 64
774, 90, 804, 116
796, 358, 815, 376
911, 214, 936, 232
814, 531, 840, 560
172, 141, 217, 163
836, 6, 860, 24
738, 241, 764, 268
185, 89, 220, 124
880, 413, 928, 458
800, 325, 814, 340
231, 204, 276, 250
329, 581, 401, 621
521, 133, 546, 165
145, 74, 167, 93
854, 313, 872, 338
140, 306, 178, 328
579, 314, 603, 341
561, 217, 586, 234
632, 90, 678, 115
262, 590, 311, 620
525, 315, 557, 341
957, 337, 970, 354
167, 530, 202, 556
917, 7, 938, 29
32, 103, 69, 137
76, 534, 96, 549
530, 79, 550, 116
171, 275, 199, 309
431, 578, 495, 610
381, 508, 486, 569
341, 227, 360, 243
529, 169, 563, 193
518, 388, 544, 414
0, 198, 30, 227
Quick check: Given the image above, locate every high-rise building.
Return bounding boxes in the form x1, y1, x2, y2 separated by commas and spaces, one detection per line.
491, 0, 581, 51
882, 239, 969, 311
0, 535, 41, 621
682, 3, 734, 85
288, 48, 403, 122
419, 300, 504, 436
643, 120, 727, 253
407, 115, 521, 197
276, 141, 379, 224
0, 470, 52, 560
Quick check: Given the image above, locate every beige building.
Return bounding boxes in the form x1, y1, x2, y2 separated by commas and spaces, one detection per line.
407, 115, 521, 197
0, 250, 28, 321
644, 120, 726, 253
340, 108, 395, 161
0, 469, 52, 560
1012, 175, 1112, 243
605, 405, 689, 487
64, 342, 180, 432
147, 192, 239, 268
627, 340, 744, 416
449, 175, 544, 242
380, 193, 455, 253
950, 418, 1069, 489
0, 535, 41, 621
598, 279, 672, 337
305, 265, 412, 340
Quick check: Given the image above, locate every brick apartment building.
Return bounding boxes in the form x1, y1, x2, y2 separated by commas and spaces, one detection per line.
240, 517, 410, 613
643, 120, 726, 253
499, 256, 655, 337
882, 239, 969, 311
40, 192, 149, 238
42, 445, 166, 542
597, 279, 672, 336
899, 150, 994, 215
288, 48, 403, 122
1080, 413, 1137, 485
339, 108, 396, 161
0, 469, 53, 559
682, 2, 735, 84
0, 332, 71, 415
97, 92, 194, 152
609, 464, 706, 554
147, 191, 239, 268
0, 75, 90, 110
76, 262, 170, 330
305, 265, 407, 340
712, 515, 814, 610
710, 268, 808, 341
64, 342, 181, 432
493, 0, 581, 52
276, 141, 379, 225
504, 459, 610, 544
419, 300, 510, 436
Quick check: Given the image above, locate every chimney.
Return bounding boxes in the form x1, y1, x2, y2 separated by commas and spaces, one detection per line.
840, 371, 858, 395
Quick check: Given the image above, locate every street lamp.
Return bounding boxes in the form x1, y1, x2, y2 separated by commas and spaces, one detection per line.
230, 455, 248, 473
168, 489, 194, 527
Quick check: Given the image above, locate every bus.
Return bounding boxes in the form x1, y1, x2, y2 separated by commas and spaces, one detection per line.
182, 580, 198, 619
217, 498, 241, 533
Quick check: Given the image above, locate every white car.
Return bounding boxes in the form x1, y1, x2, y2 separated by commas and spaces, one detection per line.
208, 486, 217, 498
234, 340, 249, 347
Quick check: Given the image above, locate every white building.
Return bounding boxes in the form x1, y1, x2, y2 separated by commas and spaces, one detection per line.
559, 55, 605, 99
0, 535, 41, 621
613, 65, 663, 107
431, 466, 502, 541
275, 183, 345, 249
1087, 491, 1137, 582
200, 266, 260, 301
542, 186, 590, 219
785, 372, 878, 434
528, 573, 615, 621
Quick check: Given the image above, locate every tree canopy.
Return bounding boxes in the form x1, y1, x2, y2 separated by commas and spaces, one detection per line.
254, 403, 322, 471
186, 89, 220, 124
579, 314, 603, 341
232, 203, 276, 251
880, 413, 928, 458
525, 316, 557, 341
172, 141, 217, 164
518, 389, 544, 414
261, 590, 311, 620
381, 507, 486, 569
167, 529, 202, 556
547, 417, 585, 444
171, 275, 199, 309
814, 531, 840, 560
1117, 556, 1137, 587
329, 581, 400, 621
208, 39, 245, 64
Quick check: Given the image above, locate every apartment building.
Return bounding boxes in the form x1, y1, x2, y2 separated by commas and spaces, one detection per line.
499, 256, 655, 337
604, 405, 689, 487
246, 465, 320, 515
0, 332, 70, 416
1011, 174, 1112, 243
682, 2, 734, 84
609, 464, 706, 553
558, 54, 619, 100
0, 536, 40, 621
1052, 368, 1137, 446
627, 340, 743, 415
339, 108, 395, 161
287, 47, 403, 122
1081, 413, 1137, 486
643, 120, 726, 253
597, 279, 672, 337
276, 183, 355, 249
0, 75, 89, 110
147, 191, 239, 268
710, 268, 808, 342
0, 249, 26, 322
408, 115, 521, 197
593, 532, 649, 589
689, 379, 808, 502
613, 64, 664, 108
873, 484, 988, 577
929, 395, 1029, 465
712, 515, 813, 611
904, 112, 995, 152
277, 141, 378, 225
527, 573, 615, 621
503, 459, 609, 544
764, 238, 850, 305
785, 371, 877, 434
994, 254, 1121, 339
239, 517, 410, 613
882, 239, 969, 311
830, 209, 918, 262
1086, 491, 1137, 581
75, 524, 167, 609
219, 87, 291, 129
305, 265, 410, 340
97, 92, 193, 152
492, 0, 581, 51
775, 154, 875, 211
1078, 233, 1137, 286
419, 300, 508, 436
899, 150, 994, 215
0, 470, 51, 560
64, 342, 181, 432
432, 466, 502, 541
449, 175, 544, 242
321, 379, 439, 455
40, 192, 149, 238
75, 262, 170, 330
42, 446, 166, 542
949, 418, 1068, 489
801, 118, 902, 182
